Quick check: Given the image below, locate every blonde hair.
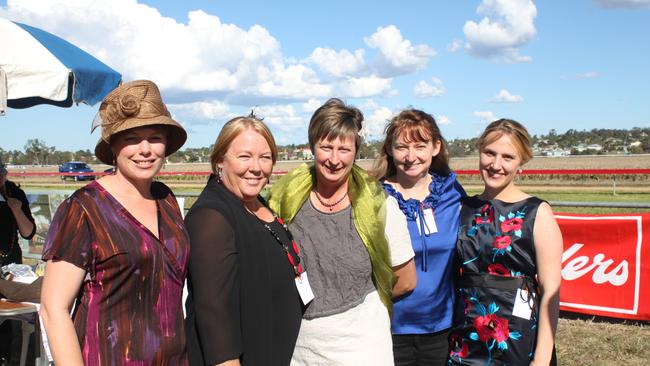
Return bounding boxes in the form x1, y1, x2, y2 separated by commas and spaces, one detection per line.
476, 118, 533, 164
372, 109, 450, 179
308, 98, 363, 152
209, 115, 278, 173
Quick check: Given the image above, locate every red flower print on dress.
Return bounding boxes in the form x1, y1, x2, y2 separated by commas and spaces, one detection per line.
449, 334, 469, 359
473, 313, 511, 343
492, 235, 511, 250
501, 218, 523, 233
475, 203, 494, 225
488, 263, 511, 277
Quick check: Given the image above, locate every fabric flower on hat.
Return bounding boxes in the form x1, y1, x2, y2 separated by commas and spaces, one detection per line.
119, 94, 141, 116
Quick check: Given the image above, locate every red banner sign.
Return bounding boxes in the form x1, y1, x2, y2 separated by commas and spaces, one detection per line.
556, 213, 650, 320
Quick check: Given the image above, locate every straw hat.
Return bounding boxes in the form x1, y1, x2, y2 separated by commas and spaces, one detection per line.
94, 80, 187, 165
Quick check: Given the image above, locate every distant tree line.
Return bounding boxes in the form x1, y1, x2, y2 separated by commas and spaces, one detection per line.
2, 127, 649, 166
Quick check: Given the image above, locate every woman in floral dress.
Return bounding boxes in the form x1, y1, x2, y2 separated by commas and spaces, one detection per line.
449, 119, 562, 365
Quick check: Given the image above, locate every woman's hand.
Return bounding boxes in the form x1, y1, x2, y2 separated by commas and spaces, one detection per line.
6, 196, 22, 212
6, 196, 35, 238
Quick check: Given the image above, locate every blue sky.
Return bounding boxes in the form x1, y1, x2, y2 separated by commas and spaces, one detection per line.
1, 0, 649, 152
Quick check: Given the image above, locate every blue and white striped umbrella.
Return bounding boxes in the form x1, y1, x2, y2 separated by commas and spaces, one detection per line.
0, 17, 121, 115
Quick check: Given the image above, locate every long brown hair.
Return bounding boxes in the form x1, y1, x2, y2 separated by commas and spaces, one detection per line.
372, 109, 450, 179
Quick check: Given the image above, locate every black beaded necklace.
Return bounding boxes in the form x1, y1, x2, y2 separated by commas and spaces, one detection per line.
246, 206, 303, 277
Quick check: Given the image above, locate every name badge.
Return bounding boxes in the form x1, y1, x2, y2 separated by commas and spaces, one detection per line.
416, 207, 438, 235
512, 288, 534, 320
295, 271, 315, 305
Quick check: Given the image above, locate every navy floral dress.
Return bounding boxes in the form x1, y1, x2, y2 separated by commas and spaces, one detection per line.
449, 196, 554, 365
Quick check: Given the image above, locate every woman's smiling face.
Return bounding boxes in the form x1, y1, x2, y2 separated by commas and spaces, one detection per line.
313, 136, 356, 189
479, 133, 523, 195
217, 127, 274, 204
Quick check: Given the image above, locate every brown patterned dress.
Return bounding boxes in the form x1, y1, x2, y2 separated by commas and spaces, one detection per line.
43, 180, 189, 365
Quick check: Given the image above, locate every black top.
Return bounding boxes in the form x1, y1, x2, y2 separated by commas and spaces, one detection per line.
449, 196, 556, 365
184, 175, 302, 366
0, 181, 36, 265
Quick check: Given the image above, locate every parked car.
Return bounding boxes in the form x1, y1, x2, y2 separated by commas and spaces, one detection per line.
59, 161, 95, 181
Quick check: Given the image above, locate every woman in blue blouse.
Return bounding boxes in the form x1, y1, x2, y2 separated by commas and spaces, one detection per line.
373, 109, 465, 366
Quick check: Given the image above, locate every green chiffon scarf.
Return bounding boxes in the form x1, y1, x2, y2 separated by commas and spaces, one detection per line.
267, 163, 394, 313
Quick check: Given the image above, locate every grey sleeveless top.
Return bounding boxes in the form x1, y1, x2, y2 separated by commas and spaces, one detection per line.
290, 199, 375, 319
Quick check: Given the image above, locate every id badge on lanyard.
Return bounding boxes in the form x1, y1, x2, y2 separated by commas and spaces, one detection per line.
416, 206, 438, 235
295, 272, 315, 305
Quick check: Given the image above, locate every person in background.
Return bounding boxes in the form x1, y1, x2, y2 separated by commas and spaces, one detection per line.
268, 98, 415, 365
184, 115, 302, 366
373, 109, 465, 366
448, 119, 562, 365
0, 157, 36, 365
40, 80, 189, 365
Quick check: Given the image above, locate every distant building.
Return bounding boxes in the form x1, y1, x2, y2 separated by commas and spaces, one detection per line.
292, 148, 313, 160
541, 149, 570, 157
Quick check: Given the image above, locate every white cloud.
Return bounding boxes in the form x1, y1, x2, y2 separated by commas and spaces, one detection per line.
436, 115, 451, 125
463, 0, 537, 63
594, 0, 650, 8
168, 101, 231, 123
254, 104, 307, 135
302, 98, 322, 113
364, 25, 437, 77
336, 76, 394, 98
2, 0, 330, 106
575, 71, 600, 79
252, 63, 331, 99
489, 89, 523, 103
413, 77, 445, 98
474, 111, 497, 123
447, 40, 463, 52
360, 104, 393, 141
307, 47, 366, 78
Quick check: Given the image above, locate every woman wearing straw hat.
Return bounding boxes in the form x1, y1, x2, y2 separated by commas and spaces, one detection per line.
40, 80, 190, 365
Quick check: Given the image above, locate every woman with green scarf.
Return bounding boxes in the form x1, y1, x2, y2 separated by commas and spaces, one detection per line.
269, 98, 415, 365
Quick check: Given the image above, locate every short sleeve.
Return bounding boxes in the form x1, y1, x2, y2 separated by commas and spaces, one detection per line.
185, 207, 242, 364
42, 196, 93, 270
385, 196, 415, 267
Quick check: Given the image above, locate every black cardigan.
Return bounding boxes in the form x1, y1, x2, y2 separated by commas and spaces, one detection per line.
184, 176, 302, 366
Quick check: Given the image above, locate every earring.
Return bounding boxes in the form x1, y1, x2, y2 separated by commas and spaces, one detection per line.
216, 166, 223, 183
